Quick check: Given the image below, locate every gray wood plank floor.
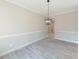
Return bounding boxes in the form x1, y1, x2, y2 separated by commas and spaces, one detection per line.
0, 39, 78, 59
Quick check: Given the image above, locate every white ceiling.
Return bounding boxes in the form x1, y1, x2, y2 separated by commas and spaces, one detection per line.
6, 0, 78, 17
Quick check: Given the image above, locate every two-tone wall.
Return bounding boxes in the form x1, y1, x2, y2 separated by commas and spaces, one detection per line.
55, 11, 78, 44
0, 0, 47, 56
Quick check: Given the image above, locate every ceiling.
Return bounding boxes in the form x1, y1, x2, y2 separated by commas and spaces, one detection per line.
6, 0, 77, 17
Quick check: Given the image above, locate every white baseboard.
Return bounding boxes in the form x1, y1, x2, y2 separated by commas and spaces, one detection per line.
0, 30, 47, 57
55, 31, 78, 44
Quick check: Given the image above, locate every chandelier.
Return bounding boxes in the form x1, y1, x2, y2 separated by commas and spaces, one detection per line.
45, 0, 55, 25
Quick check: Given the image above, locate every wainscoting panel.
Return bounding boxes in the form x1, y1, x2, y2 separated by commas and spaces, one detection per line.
0, 30, 47, 57
55, 31, 78, 44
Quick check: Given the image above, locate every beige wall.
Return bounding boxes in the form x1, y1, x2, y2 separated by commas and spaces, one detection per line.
0, 0, 46, 36
55, 11, 78, 32
0, 0, 47, 56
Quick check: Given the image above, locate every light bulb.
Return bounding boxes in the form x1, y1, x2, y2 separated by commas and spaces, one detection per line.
45, 20, 51, 24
